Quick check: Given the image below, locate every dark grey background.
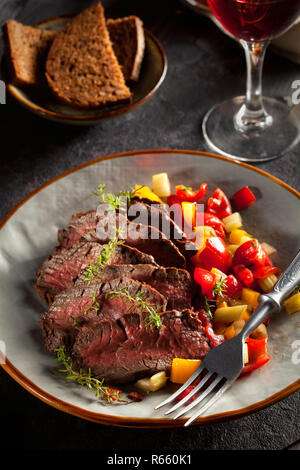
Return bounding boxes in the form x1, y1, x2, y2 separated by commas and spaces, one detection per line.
0, 0, 299, 451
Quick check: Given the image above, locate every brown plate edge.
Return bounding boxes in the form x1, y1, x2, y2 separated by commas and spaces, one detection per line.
1, 148, 300, 428
4, 15, 167, 124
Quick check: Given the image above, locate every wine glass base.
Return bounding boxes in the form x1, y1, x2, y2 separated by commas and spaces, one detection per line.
202, 96, 300, 162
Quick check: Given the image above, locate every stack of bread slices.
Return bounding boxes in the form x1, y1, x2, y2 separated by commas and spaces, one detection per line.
3, 2, 145, 109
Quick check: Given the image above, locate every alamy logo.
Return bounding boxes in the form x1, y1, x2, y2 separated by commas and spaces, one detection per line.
291, 80, 300, 105
0, 80, 5, 104
291, 340, 300, 366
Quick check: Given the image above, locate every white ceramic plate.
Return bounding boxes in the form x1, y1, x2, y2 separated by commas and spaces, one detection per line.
1, 150, 300, 428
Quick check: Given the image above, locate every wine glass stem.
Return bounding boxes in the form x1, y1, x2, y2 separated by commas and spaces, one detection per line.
235, 40, 272, 132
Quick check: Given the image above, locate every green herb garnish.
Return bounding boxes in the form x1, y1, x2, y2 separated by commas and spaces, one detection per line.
85, 237, 124, 284
105, 287, 165, 329
55, 346, 126, 403
83, 292, 100, 316
212, 278, 227, 298
93, 184, 136, 211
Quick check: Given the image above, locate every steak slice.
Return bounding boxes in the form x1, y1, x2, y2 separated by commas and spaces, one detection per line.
95, 212, 186, 268
58, 209, 189, 266
128, 201, 186, 241
72, 309, 210, 384
57, 210, 97, 250
40, 277, 167, 354
76, 264, 192, 310
35, 239, 156, 304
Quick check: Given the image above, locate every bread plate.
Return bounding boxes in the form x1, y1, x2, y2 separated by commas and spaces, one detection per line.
0, 149, 299, 427
2, 16, 167, 125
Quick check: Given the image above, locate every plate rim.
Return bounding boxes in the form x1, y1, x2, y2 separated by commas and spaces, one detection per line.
1, 148, 300, 428
4, 15, 168, 124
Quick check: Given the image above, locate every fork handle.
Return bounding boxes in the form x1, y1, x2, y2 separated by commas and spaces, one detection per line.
240, 249, 300, 340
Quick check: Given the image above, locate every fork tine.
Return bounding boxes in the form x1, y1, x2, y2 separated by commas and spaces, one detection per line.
184, 379, 231, 427
164, 371, 214, 415
172, 374, 224, 420
154, 362, 205, 410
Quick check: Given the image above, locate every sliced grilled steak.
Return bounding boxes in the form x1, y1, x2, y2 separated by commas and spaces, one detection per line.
76, 264, 192, 310
40, 277, 167, 354
58, 210, 97, 249
58, 209, 188, 267
128, 201, 185, 241
72, 309, 210, 384
35, 239, 156, 304
95, 212, 186, 268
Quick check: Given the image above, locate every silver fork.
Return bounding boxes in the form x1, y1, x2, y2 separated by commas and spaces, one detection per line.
155, 249, 300, 427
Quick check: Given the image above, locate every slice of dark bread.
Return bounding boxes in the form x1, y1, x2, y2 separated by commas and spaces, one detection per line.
45, 2, 132, 109
107, 15, 145, 82
3, 20, 56, 87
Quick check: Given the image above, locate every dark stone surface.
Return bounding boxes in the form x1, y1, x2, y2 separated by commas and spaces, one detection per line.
0, 0, 299, 451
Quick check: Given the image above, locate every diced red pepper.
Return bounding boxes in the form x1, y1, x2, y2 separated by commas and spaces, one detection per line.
175, 183, 208, 203
233, 264, 255, 288
201, 212, 226, 239
252, 265, 280, 279
232, 186, 256, 211
196, 237, 231, 273
241, 337, 270, 375
205, 325, 225, 348
175, 385, 197, 403
223, 274, 243, 298
207, 188, 232, 220
241, 355, 270, 375
194, 268, 216, 300
233, 239, 271, 269
166, 194, 183, 226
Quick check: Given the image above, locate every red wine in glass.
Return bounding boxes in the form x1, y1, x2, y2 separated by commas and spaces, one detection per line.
207, 0, 300, 42
203, 0, 300, 162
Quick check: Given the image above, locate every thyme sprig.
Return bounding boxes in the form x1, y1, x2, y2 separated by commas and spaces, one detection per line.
105, 287, 165, 329
55, 346, 126, 404
93, 184, 136, 211
204, 278, 228, 319
85, 237, 124, 284
83, 292, 100, 316
212, 278, 227, 298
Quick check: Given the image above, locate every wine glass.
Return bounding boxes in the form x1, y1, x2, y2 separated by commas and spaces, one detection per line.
203, 0, 300, 162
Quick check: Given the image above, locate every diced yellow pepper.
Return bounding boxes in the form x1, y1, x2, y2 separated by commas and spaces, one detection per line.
224, 324, 235, 340
241, 288, 260, 310
170, 358, 202, 384
228, 244, 239, 257
284, 292, 300, 315
229, 229, 251, 245
182, 202, 196, 230
134, 185, 163, 204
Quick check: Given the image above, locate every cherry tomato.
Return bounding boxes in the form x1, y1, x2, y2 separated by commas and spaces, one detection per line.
232, 186, 256, 211
233, 264, 255, 288
196, 237, 231, 273
223, 274, 243, 298
233, 239, 271, 268
200, 212, 226, 239
194, 267, 216, 300
206, 188, 232, 220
